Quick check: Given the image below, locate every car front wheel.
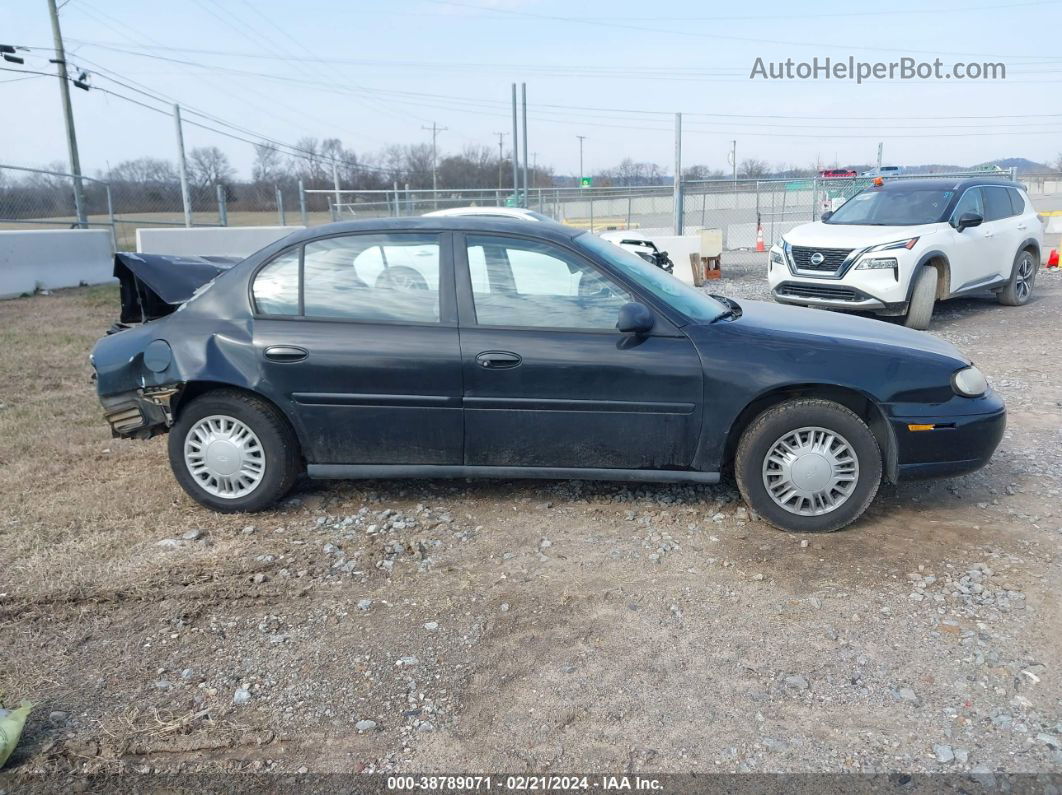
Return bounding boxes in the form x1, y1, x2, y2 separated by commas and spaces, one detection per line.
735, 399, 882, 533
903, 265, 937, 330
168, 389, 301, 513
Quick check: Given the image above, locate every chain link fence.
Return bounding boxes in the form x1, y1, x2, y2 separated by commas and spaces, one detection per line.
2, 164, 1031, 254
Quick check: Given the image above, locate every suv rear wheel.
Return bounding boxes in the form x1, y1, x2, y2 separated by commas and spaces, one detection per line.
903, 265, 937, 330
168, 389, 301, 512
998, 248, 1037, 306
735, 399, 882, 533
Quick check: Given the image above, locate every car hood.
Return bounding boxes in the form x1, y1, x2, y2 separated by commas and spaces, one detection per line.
719, 299, 968, 364
782, 221, 941, 249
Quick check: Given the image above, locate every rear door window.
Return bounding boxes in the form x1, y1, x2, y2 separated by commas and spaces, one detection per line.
982, 187, 1014, 221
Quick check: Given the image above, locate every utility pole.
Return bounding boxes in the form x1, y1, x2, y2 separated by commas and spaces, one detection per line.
47, 0, 86, 228
510, 84, 519, 205
673, 113, 683, 235
173, 104, 192, 228
729, 140, 737, 181
876, 142, 883, 172
421, 121, 447, 209
493, 131, 508, 191
520, 82, 529, 207
576, 135, 587, 185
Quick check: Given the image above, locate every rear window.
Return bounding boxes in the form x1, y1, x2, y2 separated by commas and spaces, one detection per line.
1008, 188, 1026, 216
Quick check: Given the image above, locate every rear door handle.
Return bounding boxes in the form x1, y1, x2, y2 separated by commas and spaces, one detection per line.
475, 351, 522, 369
264, 345, 308, 363
1016, 223, 1027, 230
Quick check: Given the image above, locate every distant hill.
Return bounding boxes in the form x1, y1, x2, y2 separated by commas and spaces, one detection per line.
971, 157, 1049, 174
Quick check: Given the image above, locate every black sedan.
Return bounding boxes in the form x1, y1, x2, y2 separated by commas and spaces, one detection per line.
91, 217, 1006, 532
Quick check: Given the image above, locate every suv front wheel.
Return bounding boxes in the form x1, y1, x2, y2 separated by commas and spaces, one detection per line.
735, 399, 883, 533
903, 265, 937, 330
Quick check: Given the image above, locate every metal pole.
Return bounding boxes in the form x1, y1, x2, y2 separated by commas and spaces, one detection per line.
393, 180, 400, 216
673, 112, 683, 235
298, 179, 307, 226
47, 0, 87, 228
589, 193, 594, 233
105, 183, 116, 249
216, 183, 228, 226
521, 83, 528, 207
730, 140, 737, 182
876, 142, 883, 172
511, 84, 519, 204
275, 186, 285, 225
405, 182, 411, 215
173, 104, 192, 228
332, 161, 341, 211
577, 136, 586, 184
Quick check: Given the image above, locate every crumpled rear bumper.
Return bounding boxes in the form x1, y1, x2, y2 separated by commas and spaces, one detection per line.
100, 386, 179, 438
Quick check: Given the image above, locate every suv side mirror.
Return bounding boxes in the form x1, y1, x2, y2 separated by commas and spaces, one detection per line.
955, 212, 983, 232
821, 210, 834, 221
617, 302, 654, 334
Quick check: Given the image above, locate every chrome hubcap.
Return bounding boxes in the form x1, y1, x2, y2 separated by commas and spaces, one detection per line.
762, 426, 859, 516
1016, 256, 1034, 301
184, 415, 266, 499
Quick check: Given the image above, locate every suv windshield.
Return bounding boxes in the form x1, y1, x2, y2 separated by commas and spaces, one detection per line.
826, 187, 954, 226
575, 233, 727, 322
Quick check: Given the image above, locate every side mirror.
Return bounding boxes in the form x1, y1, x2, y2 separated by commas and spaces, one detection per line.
658, 250, 669, 258
821, 210, 834, 221
617, 302, 655, 335
620, 301, 649, 331
955, 212, 983, 232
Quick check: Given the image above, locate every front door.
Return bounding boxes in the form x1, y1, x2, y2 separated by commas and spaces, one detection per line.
250, 231, 463, 465
455, 233, 703, 470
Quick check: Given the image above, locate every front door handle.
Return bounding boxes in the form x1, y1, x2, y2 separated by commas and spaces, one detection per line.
264, 345, 308, 363
475, 351, 522, 369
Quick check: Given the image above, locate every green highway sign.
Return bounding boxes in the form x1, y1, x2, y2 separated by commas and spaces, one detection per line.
580, 177, 592, 187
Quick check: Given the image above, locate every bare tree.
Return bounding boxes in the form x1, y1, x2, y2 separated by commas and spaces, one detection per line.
738, 158, 770, 178
188, 146, 235, 190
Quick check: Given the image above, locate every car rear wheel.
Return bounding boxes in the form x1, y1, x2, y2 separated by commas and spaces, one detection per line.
998, 249, 1037, 306
168, 389, 300, 513
735, 399, 882, 533
903, 265, 937, 330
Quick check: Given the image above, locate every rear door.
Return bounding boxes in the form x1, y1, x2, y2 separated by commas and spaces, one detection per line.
976, 186, 1019, 283
455, 232, 703, 470
250, 231, 463, 465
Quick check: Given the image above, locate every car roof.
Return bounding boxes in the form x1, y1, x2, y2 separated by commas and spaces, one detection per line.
276, 215, 583, 246
874, 177, 1023, 192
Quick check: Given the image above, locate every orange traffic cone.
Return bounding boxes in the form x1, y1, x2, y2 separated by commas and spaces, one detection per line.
755, 222, 765, 253
1047, 249, 1059, 269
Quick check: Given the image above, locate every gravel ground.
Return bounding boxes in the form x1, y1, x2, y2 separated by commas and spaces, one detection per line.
1, 263, 1060, 783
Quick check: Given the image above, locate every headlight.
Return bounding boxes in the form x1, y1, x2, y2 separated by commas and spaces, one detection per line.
866, 238, 919, 252
855, 257, 898, 270
770, 247, 784, 265
952, 366, 988, 397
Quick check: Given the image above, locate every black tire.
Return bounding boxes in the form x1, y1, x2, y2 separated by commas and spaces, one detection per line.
168, 389, 301, 513
903, 265, 937, 330
734, 399, 882, 533
997, 248, 1037, 306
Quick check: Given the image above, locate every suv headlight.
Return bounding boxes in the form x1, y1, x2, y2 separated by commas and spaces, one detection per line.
952, 366, 988, 397
867, 237, 919, 252
855, 257, 897, 270
770, 247, 785, 265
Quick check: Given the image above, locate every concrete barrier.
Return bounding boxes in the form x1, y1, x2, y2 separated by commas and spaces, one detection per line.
0, 229, 115, 299
136, 226, 304, 258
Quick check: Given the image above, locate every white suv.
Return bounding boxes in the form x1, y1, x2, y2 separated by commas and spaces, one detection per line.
768, 178, 1042, 329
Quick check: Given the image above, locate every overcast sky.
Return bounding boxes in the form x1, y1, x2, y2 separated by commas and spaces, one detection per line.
2, 0, 1060, 179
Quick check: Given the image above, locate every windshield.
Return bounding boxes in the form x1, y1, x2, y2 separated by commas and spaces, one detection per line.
575, 233, 727, 322
826, 187, 953, 226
